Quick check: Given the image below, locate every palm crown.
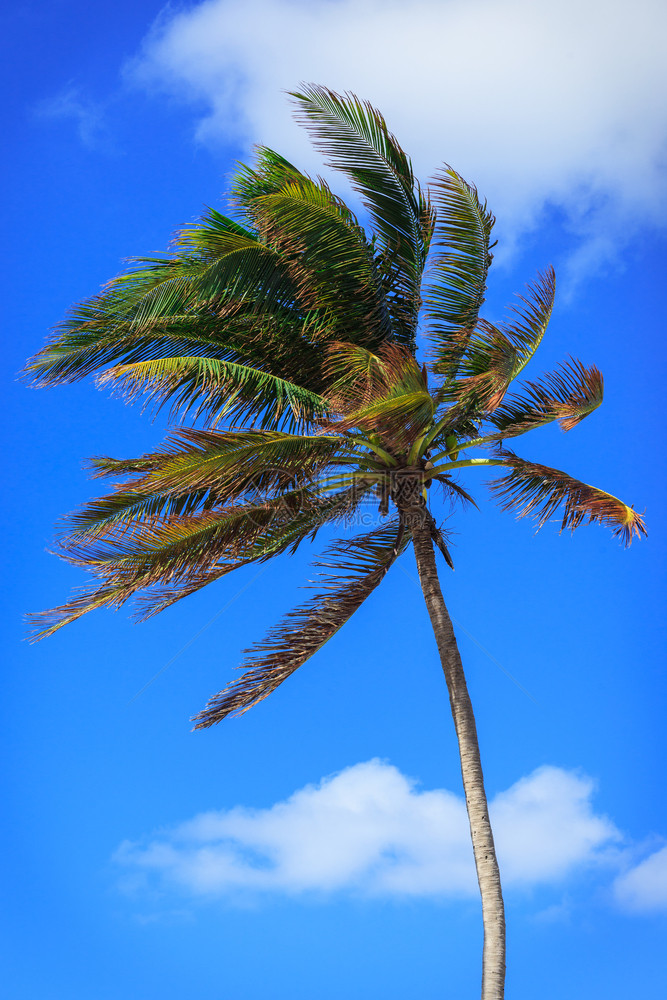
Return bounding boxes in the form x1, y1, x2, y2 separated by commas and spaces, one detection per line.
26, 85, 645, 729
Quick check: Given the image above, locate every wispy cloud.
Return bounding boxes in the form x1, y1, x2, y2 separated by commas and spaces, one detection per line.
613, 844, 667, 913
114, 760, 620, 901
35, 85, 108, 149
126, 0, 667, 280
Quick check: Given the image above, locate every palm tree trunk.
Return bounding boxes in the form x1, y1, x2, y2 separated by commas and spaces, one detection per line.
411, 521, 506, 1000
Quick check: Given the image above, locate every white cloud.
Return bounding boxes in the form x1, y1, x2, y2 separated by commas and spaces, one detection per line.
35, 85, 108, 149
126, 0, 667, 278
491, 766, 618, 884
613, 845, 667, 913
114, 760, 619, 900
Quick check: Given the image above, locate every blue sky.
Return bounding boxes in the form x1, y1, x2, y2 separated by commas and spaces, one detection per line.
3, 1, 666, 997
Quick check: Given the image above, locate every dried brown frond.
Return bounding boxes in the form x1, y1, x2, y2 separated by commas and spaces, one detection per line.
191, 519, 408, 728
26, 581, 137, 641
488, 450, 647, 546
455, 319, 520, 412
29, 487, 362, 639
324, 340, 425, 411
444, 268, 557, 412
488, 358, 604, 438
322, 341, 433, 451
425, 509, 455, 569
131, 563, 238, 621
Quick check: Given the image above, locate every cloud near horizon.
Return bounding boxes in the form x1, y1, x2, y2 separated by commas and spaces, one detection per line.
612, 845, 667, 913
126, 0, 667, 279
115, 760, 626, 902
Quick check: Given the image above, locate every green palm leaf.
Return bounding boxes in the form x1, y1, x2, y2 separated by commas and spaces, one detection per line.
290, 84, 433, 345
23, 224, 307, 389
65, 428, 350, 540
251, 180, 393, 343
234, 146, 400, 345
24, 286, 288, 388
175, 206, 259, 256
97, 355, 328, 430
425, 167, 496, 373
232, 147, 312, 209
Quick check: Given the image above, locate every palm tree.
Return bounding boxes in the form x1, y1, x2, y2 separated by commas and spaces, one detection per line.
25, 85, 644, 1000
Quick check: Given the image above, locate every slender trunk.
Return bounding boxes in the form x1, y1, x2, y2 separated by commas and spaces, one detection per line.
412, 520, 506, 1000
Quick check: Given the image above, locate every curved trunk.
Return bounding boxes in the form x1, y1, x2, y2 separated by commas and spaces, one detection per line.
412, 521, 506, 1000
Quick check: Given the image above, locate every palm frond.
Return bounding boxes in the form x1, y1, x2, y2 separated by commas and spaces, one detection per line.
325, 340, 426, 408
27, 582, 139, 642
425, 167, 495, 372
290, 84, 430, 344
449, 268, 556, 411
91, 484, 360, 579
101, 214, 298, 324
250, 178, 393, 343
174, 206, 258, 255
332, 391, 435, 448
324, 341, 435, 454
232, 147, 310, 209
324, 342, 385, 398
433, 474, 479, 510
66, 429, 349, 542
58, 487, 209, 542
425, 509, 455, 569
23, 302, 234, 387
23, 289, 291, 389
453, 319, 522, 411
500, 267, 556, 378
29, 485, 362, 639
84, 426, 342, 482
232, 148, 392, 342
132, 486, 362, 621
23, 220, 310, 390
488, 450, 646, 545
488, 358, 603, 438
97, 355, 328, 430
192, 519, 408, 727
